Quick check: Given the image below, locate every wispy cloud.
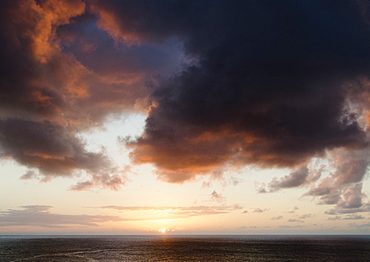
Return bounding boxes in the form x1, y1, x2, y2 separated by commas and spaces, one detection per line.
0, 206, 122, 228
279, 225, 304, 229
286, 206, 299, 213
288, 219, 304, 223
348, 222, 370, 228
251, 208, 269, 213
325, 203, 370, 215
298, 214, 312, 219
99, 204, 242, 219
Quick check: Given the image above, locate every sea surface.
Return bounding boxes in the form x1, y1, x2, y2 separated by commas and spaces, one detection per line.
0, 235, 369, 262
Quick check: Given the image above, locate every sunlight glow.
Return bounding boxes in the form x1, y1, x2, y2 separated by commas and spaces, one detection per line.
159, 228, 168, 233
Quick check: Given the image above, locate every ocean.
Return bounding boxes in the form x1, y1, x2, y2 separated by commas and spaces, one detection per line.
0, 235, 369, 262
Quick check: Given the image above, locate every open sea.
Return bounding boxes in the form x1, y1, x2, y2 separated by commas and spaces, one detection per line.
0, 235, 369, 262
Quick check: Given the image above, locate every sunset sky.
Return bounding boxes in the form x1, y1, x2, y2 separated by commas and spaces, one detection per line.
1, 0, 370, 235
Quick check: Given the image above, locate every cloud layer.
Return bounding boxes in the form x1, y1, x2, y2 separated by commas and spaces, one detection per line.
1, 0, 370, 204
100, 204, 242, 219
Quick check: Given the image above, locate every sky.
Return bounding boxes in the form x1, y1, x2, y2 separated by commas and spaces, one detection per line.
1, 0, 370, 235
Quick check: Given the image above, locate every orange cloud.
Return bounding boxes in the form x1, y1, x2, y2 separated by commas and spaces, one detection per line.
0, 0, 158, 188
91, 8, 139, 45
12, 0, 85, 63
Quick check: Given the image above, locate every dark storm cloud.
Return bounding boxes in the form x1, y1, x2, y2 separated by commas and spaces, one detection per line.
108, 0, 370, 182
56, 12, 184, 78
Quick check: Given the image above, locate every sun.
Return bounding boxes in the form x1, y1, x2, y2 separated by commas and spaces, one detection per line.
159, 228, 168, 233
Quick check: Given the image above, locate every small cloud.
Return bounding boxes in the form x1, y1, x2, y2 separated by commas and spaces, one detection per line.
318, 194, 341, 205
328, 216, 342, 221
288, 219, 304, 223
328, 215, 365, 220
348, 222, 370, 228
255, 182, 268, 193
343, 215, 365, 220
336, 184, 364, 209
70, 170, 129, 191
268, 166, 311, 191
252, 208, 268, 213
279, 225, 304, 229
20, 170, 38, 180
21, 205, 52, 212
210, 190, 226, 203
271, 216, 283, 220
286, 206, 299, 213
260, 166, 319, 194
298, 213, 312, 219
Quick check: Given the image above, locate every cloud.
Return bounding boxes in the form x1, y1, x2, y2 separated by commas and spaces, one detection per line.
0, 0, 171, 188
20, 170, 38, 180
325, 203, 370, 215
311, 183, 369, 214
2, 0, 370, 196
298, 214, 312, 219
286, 206, 299, 213
124, 0, 370, 185
288, 219, 304, 223
210, 190, 226, 203
306, 149, 370, 203
70, 172, 128, 191
268, 166, 310, 190
343, 215, 365, 220
259, 166, 320, 193
252, 208, 269, 213
279, 225, 304, 229
304, 146, 369, 209
0, 119, 112, 175
271, 216, 283, 220
100, 204, 242, 219
327, 216, 342, 221
0, 205, 122, 228
348, 222, 370, 228
336, 183, 364, 209
318, 194, 341, 205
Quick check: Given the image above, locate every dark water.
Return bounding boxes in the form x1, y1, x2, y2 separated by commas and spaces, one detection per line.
0, 235, 369, 262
